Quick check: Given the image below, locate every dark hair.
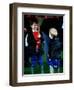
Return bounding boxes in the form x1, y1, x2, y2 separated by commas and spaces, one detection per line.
30, 17, 38, 25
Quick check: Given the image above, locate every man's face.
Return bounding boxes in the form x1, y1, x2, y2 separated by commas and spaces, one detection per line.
31, 22, 39, 31
49, 28, 58, 37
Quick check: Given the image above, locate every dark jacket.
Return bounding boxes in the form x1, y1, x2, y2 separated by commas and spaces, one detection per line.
27, 29, 44, 56
48, 37, 62, 59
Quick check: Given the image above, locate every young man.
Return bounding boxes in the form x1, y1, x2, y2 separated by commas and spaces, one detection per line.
28, 21, 44, 74
47, 28, 61, 73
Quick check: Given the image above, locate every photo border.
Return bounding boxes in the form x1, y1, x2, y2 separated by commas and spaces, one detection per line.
9, 3, 72, 86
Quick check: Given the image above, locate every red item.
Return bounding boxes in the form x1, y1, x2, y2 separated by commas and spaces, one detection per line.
33, 31, 41, 49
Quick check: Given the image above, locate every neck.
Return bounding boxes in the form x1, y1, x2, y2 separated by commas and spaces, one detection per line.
32, 29, 37, 32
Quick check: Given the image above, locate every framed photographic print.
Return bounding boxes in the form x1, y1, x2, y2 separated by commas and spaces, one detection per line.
9, 3, 72, 86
